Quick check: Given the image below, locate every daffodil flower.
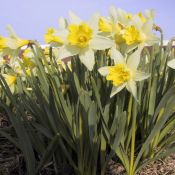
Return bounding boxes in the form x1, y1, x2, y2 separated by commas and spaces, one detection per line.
128, 15, 159, 46
58, 12, 114, 71
44, 28, 65, 45
44, 17, 68, 46
108, 6, 159, 48
2, 74, 16, 93
0, 26, 30, 51
5, 37, 29, 50
22, 48, 35, 68
98, 47, 150, 98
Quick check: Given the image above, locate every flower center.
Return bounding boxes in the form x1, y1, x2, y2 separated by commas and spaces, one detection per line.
122, 25, 141, 45
78, 35, 87, 42
68, 23, 93, 48
106, 64, 131, 86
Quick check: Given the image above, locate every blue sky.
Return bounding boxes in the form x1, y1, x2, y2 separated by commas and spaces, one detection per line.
0, 0, 174, 43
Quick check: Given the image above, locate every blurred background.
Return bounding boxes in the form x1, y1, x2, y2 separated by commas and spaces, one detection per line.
0, 0, 174, 43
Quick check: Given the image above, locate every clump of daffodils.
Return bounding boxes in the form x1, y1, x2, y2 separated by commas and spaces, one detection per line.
44, 8, 158, 72
1, 6, 175, 175
0, 7, 159, 99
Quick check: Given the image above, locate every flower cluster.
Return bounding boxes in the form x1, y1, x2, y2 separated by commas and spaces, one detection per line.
0, 6, 173, 99
44, 7, 158, 71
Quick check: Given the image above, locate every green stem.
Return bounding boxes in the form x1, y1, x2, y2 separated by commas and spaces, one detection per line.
129, 100, 137, 175
127, 95, 133, 126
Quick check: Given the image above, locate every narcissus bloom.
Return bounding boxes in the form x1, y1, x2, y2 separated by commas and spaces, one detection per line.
22, 48, 35, 68
0, 26, 30, 50
2, 74, 16, 93
108, 7, 159, 47
67, 23, 93, 48
58, 12, 114, 71
98, 47, 150, 98
5, 37, 29, 50
127, 16, 159, 46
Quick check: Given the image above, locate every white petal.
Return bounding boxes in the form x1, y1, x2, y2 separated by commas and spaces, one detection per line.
145, 9, 155, 19
125, 44, 138, 54
59, 45, 80, 59
168, 59, 175, 69
134, 71, 150, 81
116, 8, 129, 25
127, 47, 142, 70
69, 11, 82, 24
5, 38, 18, 49
55, 29, 68, 41
90, 35, 114, 50
142, 19, 153, 35
110, 47, 124, 64
130, 15, 142, 30
87, 13, 100, 33
79, 49, 94, 71
109, 6, 117, 20
59, 17, 67, 29
110, 84, 126, 98
6, 25, 18, 39
145, 35, 160, 45
98, 66, 109, 76
126, 80, 137, 99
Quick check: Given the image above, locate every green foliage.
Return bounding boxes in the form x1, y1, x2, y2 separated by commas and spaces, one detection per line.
0, 41, 175, 175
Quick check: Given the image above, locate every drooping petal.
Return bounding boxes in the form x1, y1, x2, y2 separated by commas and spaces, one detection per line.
110, 47, 124, 64
98, 66, 109, 76
167, 59, 175, 69
127, 47, 142, 70
59, 45, 80, 59
69, 11, 82, 24
110, 84, 126, 98
134, 71, 150, 81
126, 80, 137, 99
90, 35, 114, 50
79, 48, 95, 71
